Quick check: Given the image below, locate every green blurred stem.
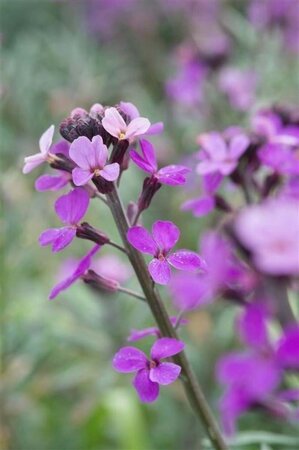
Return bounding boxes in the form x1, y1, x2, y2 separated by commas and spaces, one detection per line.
118, 286, 146, 302
106, 184, 228, 450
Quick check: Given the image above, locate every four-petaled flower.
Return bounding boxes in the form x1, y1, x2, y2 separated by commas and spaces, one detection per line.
113, 338, 184, 403
127, 220, 205, 284
197, 131, 249, 176
130, 140, 190, 185
23, 125, 55, 174
39, 188, 89, 252
69, 135, 120, 185
102, 107, 150, 141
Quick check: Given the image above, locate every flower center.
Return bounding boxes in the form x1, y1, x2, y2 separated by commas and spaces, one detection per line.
149, 360, 157, 369
119, 131, 126, 140
158, 252, 165, 262
94, 169, 101, 177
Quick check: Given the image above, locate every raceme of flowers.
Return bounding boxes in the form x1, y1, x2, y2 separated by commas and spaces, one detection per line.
23, 100, 299, 432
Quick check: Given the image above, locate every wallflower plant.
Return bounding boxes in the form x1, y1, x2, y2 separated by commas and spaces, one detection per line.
23, 99, 299, 449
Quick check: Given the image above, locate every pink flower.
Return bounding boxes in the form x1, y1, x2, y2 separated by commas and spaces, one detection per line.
35, 171, 71, 191
119, 101, 163, 135
130, 140, 190, 186
91, 254, 132, 284
69, 135, 120, 185
127, 220, 205, 285
235, 199, 299, 275
23, 125, 55, 174
102, 107, 150, 141
197, 132, 249, 176
113, 338, 184, 403
39, 188, 89, 252
218, 68, 257, 111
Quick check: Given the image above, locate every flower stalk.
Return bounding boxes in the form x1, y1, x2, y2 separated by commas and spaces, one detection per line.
106, 183, 228, 450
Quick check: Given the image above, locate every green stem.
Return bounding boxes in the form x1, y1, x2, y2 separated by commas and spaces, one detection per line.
106, 184, 227, 450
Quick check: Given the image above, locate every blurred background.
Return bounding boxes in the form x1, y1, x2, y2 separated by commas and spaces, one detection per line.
1, 1, 299, 449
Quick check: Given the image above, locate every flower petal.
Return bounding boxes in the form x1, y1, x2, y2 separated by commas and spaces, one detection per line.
113, 347, 147, 372
199, 132, 227, 160
119, 101, 140, 119
127, 226, 158, 255
99, 163, 120, 181
22, 153, 46, 174
229, 134, 249, 159
167, 250, 205, 271
39, 124, 55, 154
125, 117, 151, 139
276, 327, 299, 369
157, 165, 190, 185
55, 188, 90, 224
127, 327, 159, 342
39, 228, 60, 246
151, 337, 185, 360
130, 139, 157, 173
145, 122, 164, 135
150, 362, 181, 385
152, 220, 180, 253
181, 196, 215, 217
35, 173, 70, 191
102, 107, 127, 137
92, 135, 108, 168
72, 168, 93, 186
69, 136, 97, 170
148, 259, 171, 285
133, 369, 159, 403
51, 227, 76, 252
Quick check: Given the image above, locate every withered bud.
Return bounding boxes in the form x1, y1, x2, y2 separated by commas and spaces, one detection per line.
137, 176, 162, 213
50, 154, 75, 173
92, 175, 114, 194
76, 222, 110, 245
127, 201, 139, 226
82, 270, 119, 293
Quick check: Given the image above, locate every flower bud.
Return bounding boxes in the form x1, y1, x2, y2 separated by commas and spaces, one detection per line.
82, 269, 120, 293
137, 176, 162, 213
76, 222, 110, 245
110, 140, 129, 165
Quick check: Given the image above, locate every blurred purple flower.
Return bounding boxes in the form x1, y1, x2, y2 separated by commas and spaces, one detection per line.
69, 135, 120, 185
102, 107, 150, 141
39, 188, 89, 252
197, 132, 249, 176
49, 244, 101, 299
113, 338, 184, 402
235, 199, 299, 275
128, 316, 188, 342
91, 254, 132, 284
127, 220, 205, 285
130, 140, 190, 186
23, 125, 55, 174
218, 68, 257, 111
170, 231, 246, 310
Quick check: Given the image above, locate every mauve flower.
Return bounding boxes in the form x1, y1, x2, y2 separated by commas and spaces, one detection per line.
119, 102, 163, 136
130, 140, 190, 186
91, 254, 132, 284
69, 135, 119, 185
127, 220, 205, 285
39, 188, 89, 252
218, 68, 257, 111
113, 338, 184, 402
128, 316, 188, 342
197, 132, 249, 176
102, 107, 150, 141
235, 199, 299, 275
217, 303, 299, 434
23, 125, 55, 174
49, 245, 100, 299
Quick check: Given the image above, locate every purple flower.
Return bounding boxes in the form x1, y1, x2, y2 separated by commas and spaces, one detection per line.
23, 125, 55, 174
128, 316, 188, 342
218, 68, 257, 111
235, 199, 299, 275
91, 254, 132, 284
39, 188, 90, 252
113, 338, 184, 402
127, 220, 205, 285
130, 140, 190, 186
119, 102, 163, 136
196, 131, 249, 176
69, 135, 120, 185
102, 107, 150, 141
49, 245, 100, 299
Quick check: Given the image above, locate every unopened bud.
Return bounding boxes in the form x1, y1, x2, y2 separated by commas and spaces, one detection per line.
76, 222, 110, 245
82, 270, 120, 293
137, 176, 162, 212
110, 140, 129, 165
